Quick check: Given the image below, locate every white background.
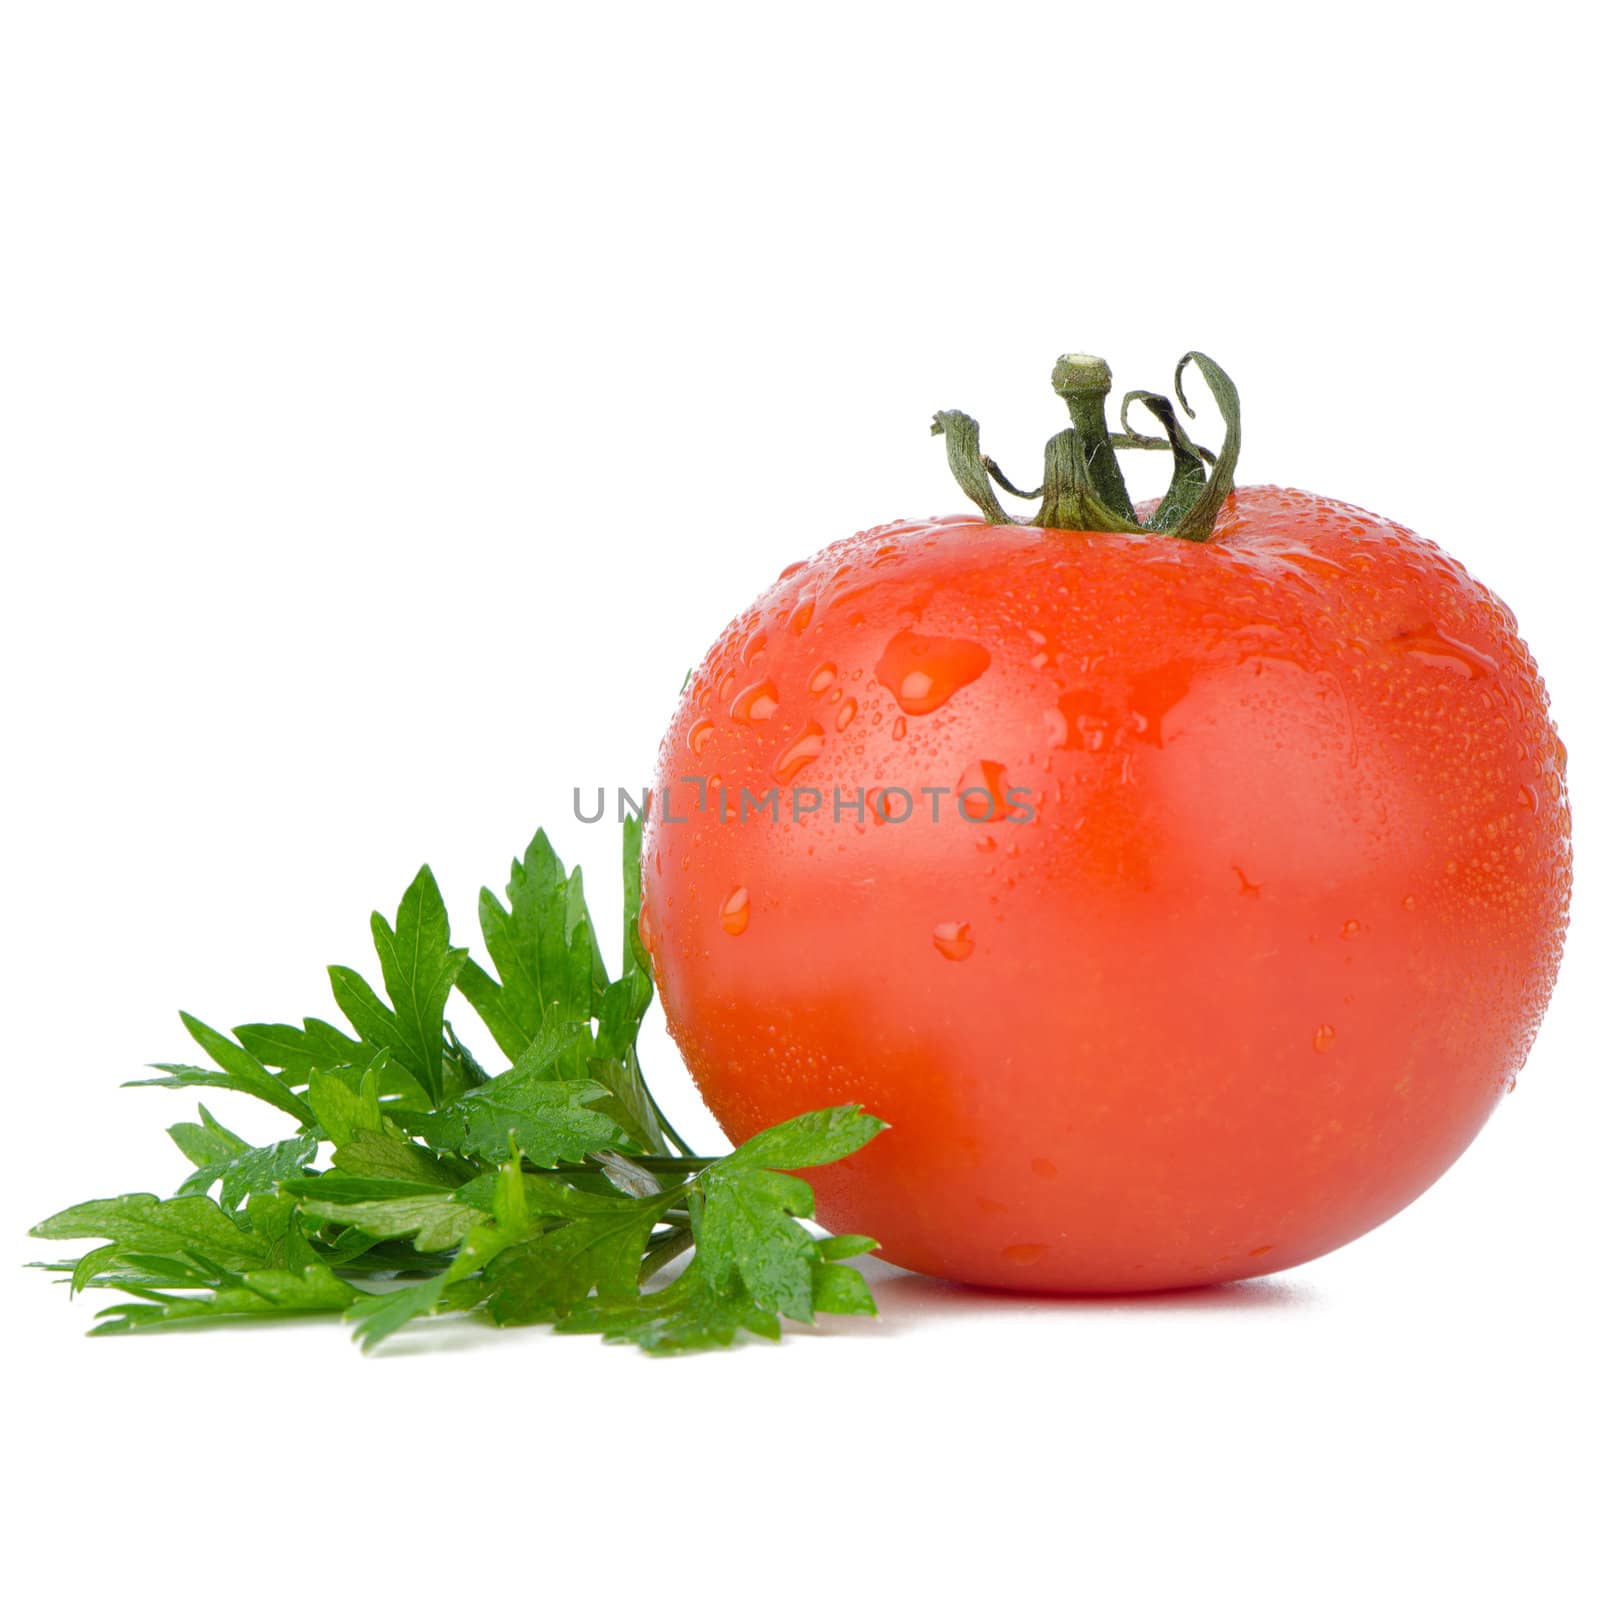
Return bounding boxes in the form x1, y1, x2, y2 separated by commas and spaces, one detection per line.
2, 3, 1594, 1594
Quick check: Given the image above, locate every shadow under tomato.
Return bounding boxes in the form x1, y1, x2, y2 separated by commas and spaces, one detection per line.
856, 1258, 1319, 1328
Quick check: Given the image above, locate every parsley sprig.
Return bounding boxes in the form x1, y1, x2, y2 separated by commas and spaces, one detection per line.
30, 821, 886, 1353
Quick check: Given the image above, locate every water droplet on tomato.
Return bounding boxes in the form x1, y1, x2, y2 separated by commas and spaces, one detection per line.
1392, 623, 1496, 678
637, 903, 657, 953
730, 679, 780, 723
1340, 919, 1361, 939
809, 662, 837, 694
688, 718, 714, 756
875, 630, 991, 715
932, 921, 975, 961
1313, 1024, 1336, 1053
778, 559, 807, 581
891, 716, 907, 742
1002, 1243, 1044, 1265
788, 598, 815, 635
719, 887, 750, 936
774, 722, 825, 783
835, 697, 857, 731
1402, 894, 1417, 911
956, 759, 1013, 822
1517, 783, 1539, 813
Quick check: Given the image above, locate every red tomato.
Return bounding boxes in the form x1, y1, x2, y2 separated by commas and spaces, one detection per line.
642, 487, 1571, 1292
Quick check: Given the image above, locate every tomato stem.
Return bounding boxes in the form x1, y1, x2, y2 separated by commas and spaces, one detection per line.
931, 349, 1242, 541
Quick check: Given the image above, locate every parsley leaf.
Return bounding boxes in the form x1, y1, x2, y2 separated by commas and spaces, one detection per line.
560, 1105, 886, 1353
456, 832, 601, 1059
328, 866, 469, 1107
169, 1107, 319, 1211
91, 1260, 359, 1336
128, 1012, 315, 1125
32, 1192, 275, 1274
296, 1193, 488, 1253
412, 1070, 624, 1167
484, 1192, 673, 1324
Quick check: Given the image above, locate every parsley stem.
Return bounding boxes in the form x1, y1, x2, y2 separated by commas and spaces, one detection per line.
639, 1224, 693, 1284
554, 1155, 714, 1177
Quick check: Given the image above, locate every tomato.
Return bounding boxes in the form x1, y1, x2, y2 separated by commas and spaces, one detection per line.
643, 431, 1570, 1293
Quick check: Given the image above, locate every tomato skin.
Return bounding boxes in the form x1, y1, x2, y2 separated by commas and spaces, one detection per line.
643, 488, 1572, 1292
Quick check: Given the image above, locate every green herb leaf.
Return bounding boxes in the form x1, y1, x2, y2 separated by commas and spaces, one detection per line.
330, 1126, 473, 1187
557, 1261, 783, 1354
296, 1193, 487, 1253
721, 1104, 888, 1173
455, 832, 601, 1061
306, 1063, 386, 1145
128, 1013, 315, 1125
345, 1158, 533, 1349
484, 1195, 671, 1324
32, 1193, 274, 1274
169, 1108, 320, 1211
329, 866, 468, 1107
412, 1064, 623, 1167
231, 1017, 379, 1085
90, 1260, 359, 1335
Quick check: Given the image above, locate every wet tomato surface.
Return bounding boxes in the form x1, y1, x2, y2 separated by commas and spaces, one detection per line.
642, 487, 1571, 1292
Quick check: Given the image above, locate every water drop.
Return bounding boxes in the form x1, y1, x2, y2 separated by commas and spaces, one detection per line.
835, 697, 857, 731
875, 630, 991, 715
719, 887, 750, 936
1392, 623, 1496, 678
1313, 1024, 1336, 1053
1002, 1243, 1045, 1266
892, 716, 907, 742
788, 598, 815, 635
1402, 894, 1417, 911
688, 718, 714, 756
1517, 783, 1539, 813
637, 903, 657, 953
933, 921, 976, 961
809, 662, 837, 694
730, 679, 780, 724
1340, 919, 1361, 939
774, 721, 825, 783
956, 759, 1013, 822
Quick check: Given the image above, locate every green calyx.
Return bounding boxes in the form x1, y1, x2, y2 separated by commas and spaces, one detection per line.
931, 349, 1241, 541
